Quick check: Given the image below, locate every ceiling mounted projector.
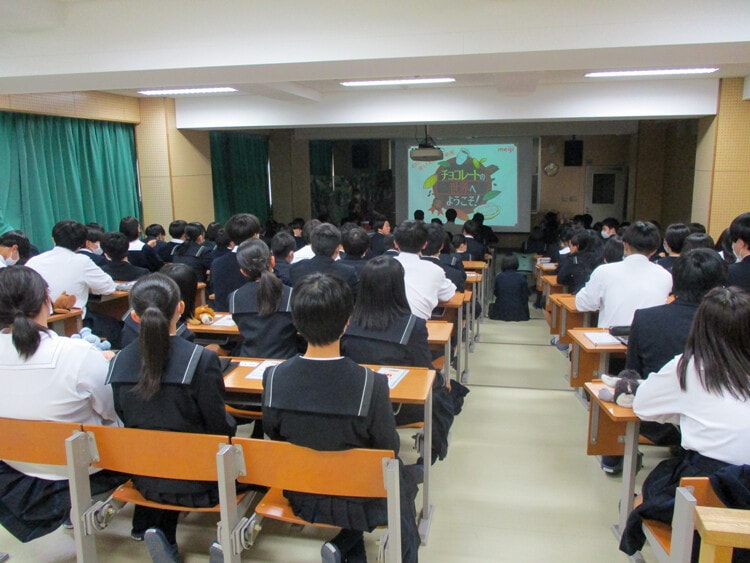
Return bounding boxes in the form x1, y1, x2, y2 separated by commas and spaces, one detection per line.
410, 126, 444, 162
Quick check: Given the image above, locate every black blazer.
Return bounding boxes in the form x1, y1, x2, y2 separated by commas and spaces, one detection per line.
491, 271, 530, 321
211, 252, 246, 312
289, 255, 359, 295
728, 255, 750, 293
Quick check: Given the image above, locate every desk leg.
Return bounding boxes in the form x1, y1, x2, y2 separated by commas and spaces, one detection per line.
444, 340, 451, 380
613, 420, 640, 540
470, 290, 477, 350
418, 387, 434, 544
455, 303, 463, 382
462, 301, 470, 383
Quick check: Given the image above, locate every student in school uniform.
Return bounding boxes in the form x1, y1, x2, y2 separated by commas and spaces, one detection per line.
339, 225, 370, 277
120, 216, 162, 272
727, 211, 750, 292
76, 225, 108, 267
367, 214, 391, 257
422, 224, 466, 291
211, 213, 261, 312
144, 223, 170, 263
556, 228, 603, 294
107, 274, 237, 562
290, 219, 320, 263
270, 231, 295, 286
0, 266, 126, 543
289, 223, 359, 296
0, 230, 30, 268
262, 273, 420, 563
171, 222, 213, 283
101, 231, 150, 282
228, 239, 299, 359
461, 220, 486, 261
160, 220, 187, 263
656, 222, 690, 272
489, 253, 530, 322
120, 263, 197, 349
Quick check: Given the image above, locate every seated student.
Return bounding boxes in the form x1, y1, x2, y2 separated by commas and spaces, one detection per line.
270, 231, 295, 286
472, 212, 498, 247
144, 223, 170, 262
727, 212, 750, 292
715, 227, 736, 265
289, 223, 359, 295
120, 216, 162, 272
262, 273, 420, 563
210, 227, 232, 261
341, 256, 458, 466
620, 286, 750, 558
107, 274, 237, 561
656, 222, 690, 272
452, 233, 470, 261
443, 208, 462, 238
76, 225, 108, 267
489, 253, 530, 322
229, 239, 299, 359
211, 213, 261, 312
120, 263, 197, 348
171, 222, 213, 283
556, 228, 604, 294
101, 231, 150, 282
0, 266, 125, 543
339, 225, 370, 277
290, 219, 321, 263
0, 230, 30, 268
203, 221, 222, 254
382, 233, 398, 257
600, 217, 620, 240
161, 220, 187, 263
368, 214, 391, 257
422, 224, 466, 291
289, 217, 306, 250
461, 220, 486, 261
602, 234, 624, 263
682, 232, 715, 252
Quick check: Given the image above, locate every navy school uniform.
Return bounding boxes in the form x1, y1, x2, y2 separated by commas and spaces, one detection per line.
128, 242, 162, 272
172, 241, 213, 283
120, 310, 195, 349
423, 255, 466, 292
490, 270, 530, 321
101, 260, 149, 282
339, 254, 369, 278
211, 252, 247, 312
77, 249, 108, 267
273, 260, 293, 287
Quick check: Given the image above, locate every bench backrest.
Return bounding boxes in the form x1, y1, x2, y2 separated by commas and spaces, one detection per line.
0, 417, 82, 465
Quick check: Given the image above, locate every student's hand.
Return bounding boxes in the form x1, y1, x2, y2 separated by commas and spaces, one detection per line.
101, 350, 116, 361
147, 239, 157, 248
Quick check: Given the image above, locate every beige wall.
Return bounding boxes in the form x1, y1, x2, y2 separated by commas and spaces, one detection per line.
707, 78, 750, 239
135, 98, 214, 232
268, 130, 311, 223
0, 91, 139, 122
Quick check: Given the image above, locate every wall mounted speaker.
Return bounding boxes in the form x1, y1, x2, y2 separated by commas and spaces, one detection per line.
564, 140, 583, 166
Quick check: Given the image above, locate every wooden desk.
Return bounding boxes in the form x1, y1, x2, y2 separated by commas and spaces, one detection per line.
47, 308, 83, 336
695, 505, 750, 562
540, 275, 567, 309
225, 359, 437, 543
465, 272, 482, 346
558, 295, 596, 344
88, 282, 207, 321
546, 293, 572, 335
568, 328, 626, 388
584, 380, 641, 540
463, 260, 489, 318
534, 262, 557, 291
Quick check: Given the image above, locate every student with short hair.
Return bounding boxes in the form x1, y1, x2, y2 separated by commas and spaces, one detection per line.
270, 231, 295, 286
368, 214, 391, 257
107, 274, 237, 561
656, 222, 690, 272
101, 231, 149, 282
422, 224, 466, 291
289, 223, 359, 294
727, 211, 750, 291
290, 219, 321, 263
172, 222, 213, 283
339, 225, 370, 277
556, 229, 603, 294
229, 239, 299, 359
262, 273, 420, 563
161, 220, 187, 263
0, 266, 125, 542
602, 235, 624, 263
77, 225, 107, 266
600, 217, 620, 239
489, 253, 530, 321
144, 223, 169, 263
461, 220, 486, 261
0, 230, 30, 268
620, 286, 750, 558
120, 216, 162, 272
443, 207, 462, 237
210, 213, 261, 311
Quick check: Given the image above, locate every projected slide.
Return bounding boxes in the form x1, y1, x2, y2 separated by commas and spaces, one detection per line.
407, 144, 519, 228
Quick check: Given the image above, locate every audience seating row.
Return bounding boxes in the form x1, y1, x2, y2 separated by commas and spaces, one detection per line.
0, 417, 402, 563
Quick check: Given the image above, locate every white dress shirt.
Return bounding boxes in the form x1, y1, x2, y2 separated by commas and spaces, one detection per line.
26, 246, 116, 317
575, 254, 672, 327
395, 252, 456, 320
634, 356, 750, 466
291, 244, 314, 263
0, 331, 118, 479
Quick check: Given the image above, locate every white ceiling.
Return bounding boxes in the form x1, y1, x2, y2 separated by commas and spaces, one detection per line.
1, 0, 749, 130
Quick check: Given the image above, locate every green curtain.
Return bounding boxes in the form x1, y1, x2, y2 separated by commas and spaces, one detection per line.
309, 140, 333, 176
0, 111, 140, 249
210, 132, 270, 224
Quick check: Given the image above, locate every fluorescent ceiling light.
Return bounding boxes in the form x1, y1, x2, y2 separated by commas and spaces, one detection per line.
340, 77, 455, 87
585, 68, 718, 78
138, 87, 237, 96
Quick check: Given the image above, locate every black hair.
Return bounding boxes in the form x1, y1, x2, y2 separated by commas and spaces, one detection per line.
664, 223, 691, 254
310, 223, 341, 258
462, 220, 480, 238
0, 266, 50, 359
159, 263, 197, 322
0, 231, 31, 261
168, 220, 187, 239
413, 209, 425, 221
85, 226, 104, 243
452, 234, 467, 248
689, 222, 707, 234
471, 213, 485, 225
581, 214, 593, 229
144, 224, 165, 238
290, 217, 305, 231
622, 221, 661, 255
431, 218, 443, 226
603, 235, 624, 263
424, 224, 448, 256
291, 273, 352, 346
302, 219, 322, 243
383, 233, 396, 251
119, 216, 141, 242
601, 217, 620, 230
682, 233, 715, 252
678, 286, 750, 401
715, 228, 736, 265
729, 212, 750, 246
101, 231, 130, 261
671, 249, 727, 303
445, 208, 457, 222
371, 213, 388, 232
236, 239, 282, 317
500, 253, 519, 271
342, 226, 370, 257
351, 257, 411, 331
394, 220, 428, 254
271, 231, 296, 260
130, 274, 181, 400
52, 220, 87, 251
225, 213, 260, 244
205, 222, 223, 242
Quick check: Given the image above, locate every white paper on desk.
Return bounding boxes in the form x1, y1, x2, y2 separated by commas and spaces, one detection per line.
245, 359, 283, 379
584, 332, 620, 346
212, 315, 237, 327
377, 367, 408, 389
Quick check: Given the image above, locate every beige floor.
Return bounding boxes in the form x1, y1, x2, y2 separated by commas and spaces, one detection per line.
0, 307, 667, 562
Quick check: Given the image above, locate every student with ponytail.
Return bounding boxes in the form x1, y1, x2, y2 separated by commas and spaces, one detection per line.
0, 266, 124, 543
229, 238, 301, 359
107, 273, 236, 562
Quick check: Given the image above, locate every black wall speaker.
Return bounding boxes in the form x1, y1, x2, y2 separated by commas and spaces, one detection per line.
564, 140, 583, 167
